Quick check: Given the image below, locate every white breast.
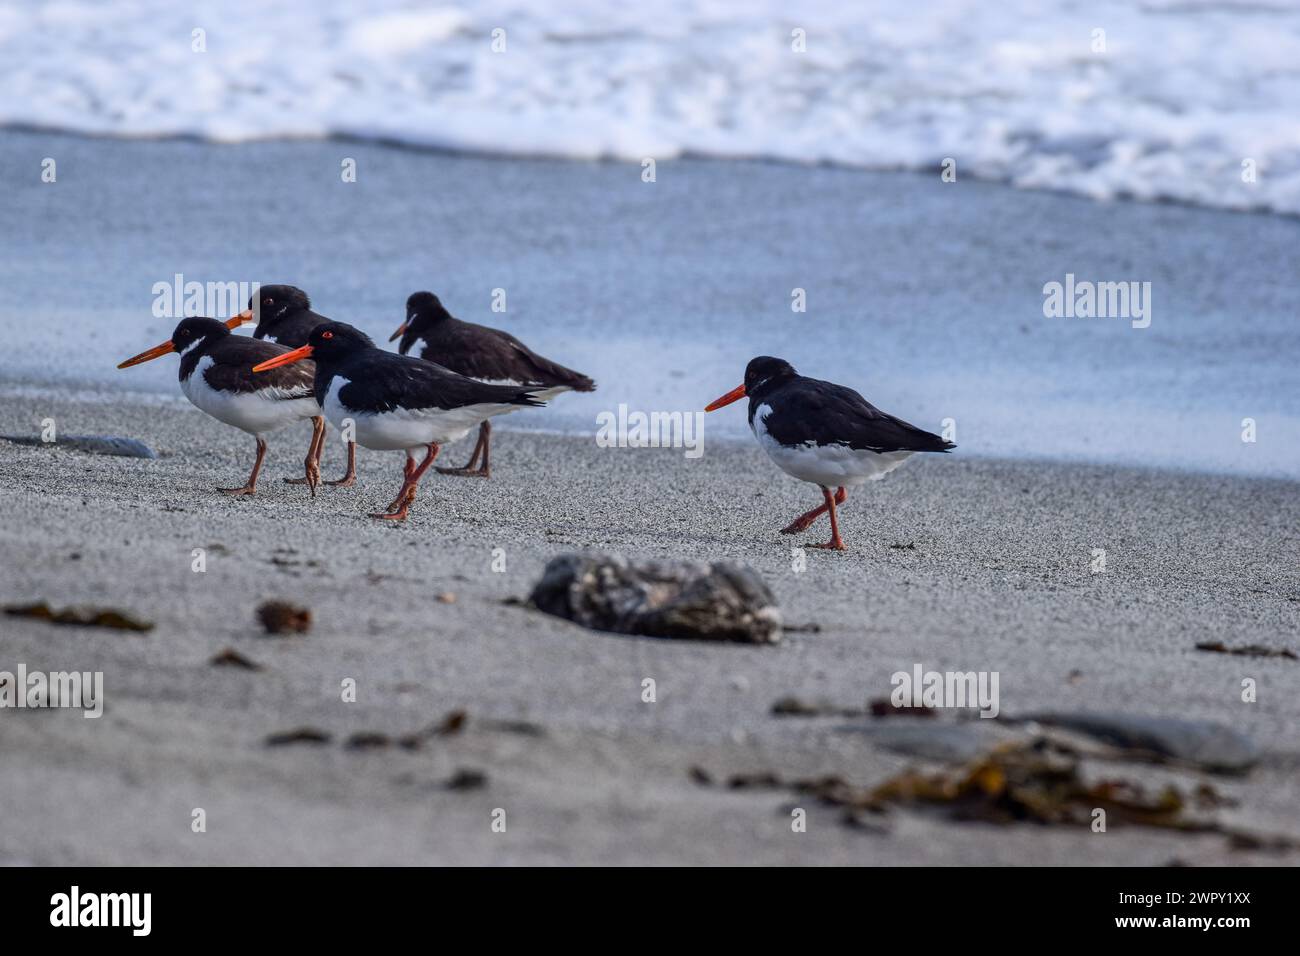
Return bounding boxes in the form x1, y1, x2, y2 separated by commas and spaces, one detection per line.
322, 377, 523, 451
751, 402, 914, 487
181, 356, 320, 437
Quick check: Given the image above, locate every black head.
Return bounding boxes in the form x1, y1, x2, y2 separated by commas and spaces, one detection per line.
304, 321, 375, 364
117, 317, 231, 369
743, 356, 798, 398
250, 284, 311, 328
706, 355, 797, 412
171, 317, 233, 354
250, 321, 374, 375
392, 291, 452, 354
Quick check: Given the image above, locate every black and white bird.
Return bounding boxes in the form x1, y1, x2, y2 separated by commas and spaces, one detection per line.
388, 291, 595, 478
705, 356, 954, 550
117, 317, 325, 496
252, 321, 545, 521
228, 284, 356, 486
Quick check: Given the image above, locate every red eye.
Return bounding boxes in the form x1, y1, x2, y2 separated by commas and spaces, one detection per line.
321, 331, 333, 339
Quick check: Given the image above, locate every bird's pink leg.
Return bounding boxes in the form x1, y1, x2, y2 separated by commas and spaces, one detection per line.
379, 454, 417, 513
806, 485, 848, 551
220, 437, 267, 496
372, 444, 440, 521
326, 440, 357, 487
284, 416, 324, 495
436, 421, 491, 479
780, 486, 846, 534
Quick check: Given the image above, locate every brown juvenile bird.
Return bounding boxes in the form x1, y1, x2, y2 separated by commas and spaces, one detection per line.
389, 291, 595, 478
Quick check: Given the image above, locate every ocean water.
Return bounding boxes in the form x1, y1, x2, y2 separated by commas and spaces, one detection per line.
2, 0, 1300, 214
0, 133, 1296, 479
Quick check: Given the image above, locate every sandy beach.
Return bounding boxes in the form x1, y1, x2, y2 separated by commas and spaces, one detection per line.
3, 46, 1299, 869
6, 0, 1300, 896
1, 388, 1296, 865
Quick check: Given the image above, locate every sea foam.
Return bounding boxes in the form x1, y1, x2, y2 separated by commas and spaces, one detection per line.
2, 0, 1298, 213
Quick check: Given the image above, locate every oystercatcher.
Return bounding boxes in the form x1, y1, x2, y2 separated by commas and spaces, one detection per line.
705, 356, 954, 551
252, 321, 546, 521
229, 284, 357, 487
117, 317, 325, 496
388, 291, 594, 478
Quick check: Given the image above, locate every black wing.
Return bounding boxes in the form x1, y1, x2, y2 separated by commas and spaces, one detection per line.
335, 352, 545, 413
203, 337, 316, 398
426, 320, 595, 391
758, 377, 954, 453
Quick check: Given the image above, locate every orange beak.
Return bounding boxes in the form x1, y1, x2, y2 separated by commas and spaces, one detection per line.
117, 340, 176, 369
226, 310, 254, 330
705, 384, 746, 412
388, 321, 408, 343
252, 344, 314, 372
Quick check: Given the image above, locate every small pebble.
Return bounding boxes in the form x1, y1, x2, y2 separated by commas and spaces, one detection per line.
257, 600, 312, 635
